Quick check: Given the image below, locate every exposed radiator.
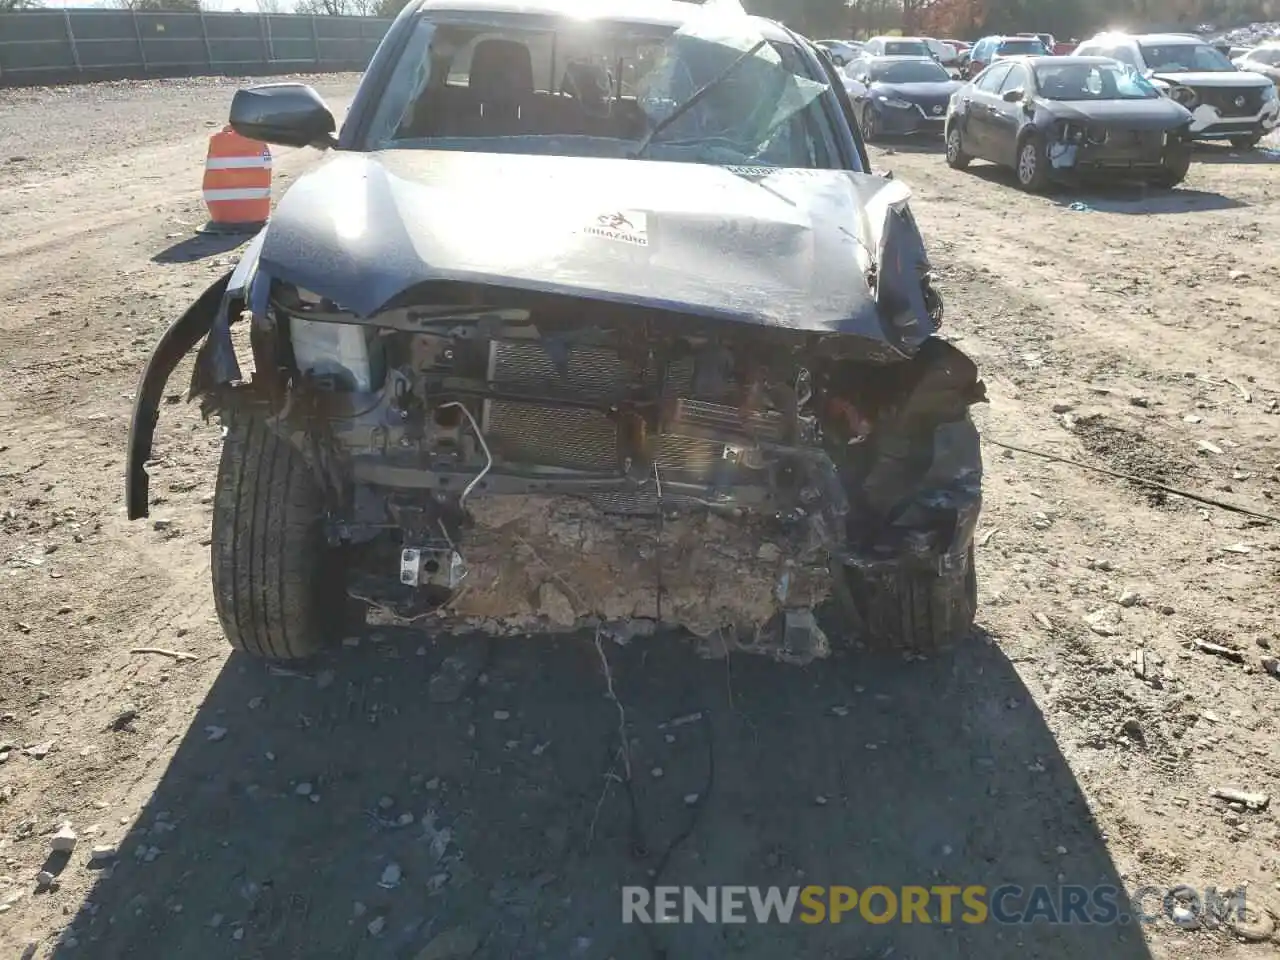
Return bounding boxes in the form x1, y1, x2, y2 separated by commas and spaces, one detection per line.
482, 340, 783, 476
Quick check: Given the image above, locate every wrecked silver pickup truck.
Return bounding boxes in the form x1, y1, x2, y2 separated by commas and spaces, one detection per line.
125, 0, 985, 663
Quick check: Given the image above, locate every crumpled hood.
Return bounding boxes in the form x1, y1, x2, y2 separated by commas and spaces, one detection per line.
1037, 96, 1192, 129
257, 150, 930, 351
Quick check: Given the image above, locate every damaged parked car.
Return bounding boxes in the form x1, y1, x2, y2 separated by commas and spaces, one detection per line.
1074, 32, 1280, 149
125, 0, 986, 663
946, 56, 1195, 190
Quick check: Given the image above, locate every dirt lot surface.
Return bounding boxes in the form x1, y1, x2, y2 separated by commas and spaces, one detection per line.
1, 76, 1279, 959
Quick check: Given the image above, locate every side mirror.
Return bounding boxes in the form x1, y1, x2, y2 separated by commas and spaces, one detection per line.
230, 83, 337, 150
1001, 88, 1025, 102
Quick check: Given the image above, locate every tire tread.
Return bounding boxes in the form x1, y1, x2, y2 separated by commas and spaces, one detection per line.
211, 413, 332, 660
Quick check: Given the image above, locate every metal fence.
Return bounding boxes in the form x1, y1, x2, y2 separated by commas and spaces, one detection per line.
0, 9, 393, 87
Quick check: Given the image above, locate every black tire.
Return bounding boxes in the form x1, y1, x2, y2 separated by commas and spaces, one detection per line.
1014, 132, 1050, 192
211, 412, 339, 660
945, 123, 971, 169
1229, 134, 1262, 150
1150, 145, 1192, 189
835, 545, 977, 654
862, 108, 880, 143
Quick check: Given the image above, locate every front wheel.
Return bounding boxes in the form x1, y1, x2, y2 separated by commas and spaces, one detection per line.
945, 123, 972, 169
211, 412, 341, 660
861, 108, 880, 143
1150, 144, 1192, 188
1015, 134, 1050, 192
1229, 133, 1262, 150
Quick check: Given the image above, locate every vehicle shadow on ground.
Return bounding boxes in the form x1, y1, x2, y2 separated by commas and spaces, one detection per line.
961, 163, 1245, 214
1190, 142, 1280, 164
152, 232, 249, 265
872, 137, 947, 157
55, 627, 1155, 960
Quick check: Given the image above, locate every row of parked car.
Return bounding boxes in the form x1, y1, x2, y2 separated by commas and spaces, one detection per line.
820, 31, 1280, 192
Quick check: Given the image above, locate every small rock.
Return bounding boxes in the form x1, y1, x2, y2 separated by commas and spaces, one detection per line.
232, 928, 244, 941
204, 726, 227, 742
1051, 400, 1074, 414
36, 870, 56, 890
152, 518, 172, 531
57, 605, 72, 615
814, 795, 828, 806
1055, 845, 1068, 855
1084, 609, 1120, 636
89, 845, 117, 863
1183, 414, 1203, 423
1118, 589, 1140, 608
342, 637, 360, 648
1260, 656, 1279, 676
1171, 905, 1199, 928
683, 793, 700, 806
829, 705, 849, 717
1197, 440, 1223, 455
492, 710, 510, 721
315, 670, 335, 690
379, 863, 402, 888
378, 795, 395, 810
427, 649, 484, 704
50, 824, 77, 853
367, 915, 386, 936
24, 741, 53, 759
1120, 718, 1143, 740
143, 846, 160, 863
295, 782, 313, 797
1129, 396, 1149, 408
651, 766, 663, 778
755, 543, 781, 563
1229, 269, 1248, 281
353, 901, 367, 917
415, 927, 480, 960
208, 913, 223, 928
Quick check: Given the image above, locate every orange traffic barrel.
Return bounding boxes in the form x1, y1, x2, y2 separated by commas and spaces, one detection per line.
200, 125, 272, 233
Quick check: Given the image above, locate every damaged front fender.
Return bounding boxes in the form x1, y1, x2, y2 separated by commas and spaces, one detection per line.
126, 231, 269, 520
125, 274, 230, 520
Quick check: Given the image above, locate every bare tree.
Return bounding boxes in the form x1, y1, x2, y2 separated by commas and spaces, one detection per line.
116, 0, 202, 9
0, 0, 43, 9
295, 0, 380, 13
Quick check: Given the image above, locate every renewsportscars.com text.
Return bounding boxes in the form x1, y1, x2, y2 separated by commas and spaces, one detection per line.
622, 884, 1249, 926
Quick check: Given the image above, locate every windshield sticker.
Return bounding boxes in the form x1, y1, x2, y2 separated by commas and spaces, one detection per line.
723, 165, 777, 180
585, 211, 649, 246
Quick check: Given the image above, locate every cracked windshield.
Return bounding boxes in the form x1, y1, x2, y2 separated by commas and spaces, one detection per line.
367, 4, 831, 166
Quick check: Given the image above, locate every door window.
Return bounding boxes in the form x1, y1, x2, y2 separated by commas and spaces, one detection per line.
976, 62, 1013, 92
998, 64, 1028, 93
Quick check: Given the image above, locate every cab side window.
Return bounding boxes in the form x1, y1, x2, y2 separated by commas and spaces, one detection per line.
976, 62, 1013, 92
1107, 44, 1140, 67
999, 64, 1029, 93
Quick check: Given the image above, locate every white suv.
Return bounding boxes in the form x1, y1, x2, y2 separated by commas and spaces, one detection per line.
1074, 32, 1279, 148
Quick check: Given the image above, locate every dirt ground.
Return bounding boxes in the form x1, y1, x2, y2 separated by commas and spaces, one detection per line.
1, 76, 1279, 960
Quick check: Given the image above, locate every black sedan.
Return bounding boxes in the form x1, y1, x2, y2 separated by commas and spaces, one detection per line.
945, 56, 1196, 191
844, 55, 963, 140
